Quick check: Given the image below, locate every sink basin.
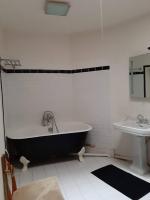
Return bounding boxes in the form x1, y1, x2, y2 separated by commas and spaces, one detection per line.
113, 119, 150, 174
113, 120, 150, 136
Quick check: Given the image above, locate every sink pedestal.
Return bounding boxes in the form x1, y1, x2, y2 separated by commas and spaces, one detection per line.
113, 120, 150, 174
131, 136, 149, 175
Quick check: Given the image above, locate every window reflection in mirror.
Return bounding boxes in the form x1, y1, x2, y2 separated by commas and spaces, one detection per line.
129, 54, 150, 99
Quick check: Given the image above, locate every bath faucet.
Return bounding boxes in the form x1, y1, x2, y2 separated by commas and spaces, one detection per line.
42, 111, 54, 126
42, 111, 59, 133
137, 114, 149, 124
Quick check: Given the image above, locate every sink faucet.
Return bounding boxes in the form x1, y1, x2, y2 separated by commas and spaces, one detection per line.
137, 114, 149, 124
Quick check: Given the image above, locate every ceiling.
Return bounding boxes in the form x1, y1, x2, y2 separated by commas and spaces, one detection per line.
0, 0, 150, 34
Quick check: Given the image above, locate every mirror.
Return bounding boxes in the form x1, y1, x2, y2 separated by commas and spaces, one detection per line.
129, 54, 150, 99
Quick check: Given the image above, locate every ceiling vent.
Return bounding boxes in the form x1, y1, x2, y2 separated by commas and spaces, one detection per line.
45, 0, 70, 16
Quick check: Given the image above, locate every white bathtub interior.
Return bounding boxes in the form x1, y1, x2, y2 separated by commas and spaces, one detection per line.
6, 121, 92, 139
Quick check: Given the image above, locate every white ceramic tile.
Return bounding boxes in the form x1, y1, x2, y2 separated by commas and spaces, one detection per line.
15, 157, 150, 200
3, 73, 74, 130
140, 192, 150, 200
32, 165, 46, 181
19, 168, 33, 187
73, 71, 112, 153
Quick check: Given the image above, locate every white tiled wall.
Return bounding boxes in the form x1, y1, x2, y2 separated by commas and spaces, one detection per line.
73, 71, 112, 153
3, 73, 74, 130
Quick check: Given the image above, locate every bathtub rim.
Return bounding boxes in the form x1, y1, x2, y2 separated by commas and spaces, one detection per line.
6, 122, 92, 140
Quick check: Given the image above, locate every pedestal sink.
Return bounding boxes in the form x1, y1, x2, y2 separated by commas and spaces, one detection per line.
113, 120, 150, 174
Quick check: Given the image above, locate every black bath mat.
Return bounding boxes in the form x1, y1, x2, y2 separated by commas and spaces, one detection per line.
92, 165, 150, 200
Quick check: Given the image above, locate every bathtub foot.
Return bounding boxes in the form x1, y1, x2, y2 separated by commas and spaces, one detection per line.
20, 156, 30, 172
78, 147, 85, 162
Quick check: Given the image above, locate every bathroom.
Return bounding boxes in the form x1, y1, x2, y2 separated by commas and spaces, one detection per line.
1, 0, 150, 200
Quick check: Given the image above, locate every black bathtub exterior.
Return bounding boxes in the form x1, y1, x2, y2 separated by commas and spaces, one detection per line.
6, 132, 88, 165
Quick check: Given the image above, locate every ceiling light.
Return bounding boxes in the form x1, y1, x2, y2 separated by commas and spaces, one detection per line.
45, 1, 70, 16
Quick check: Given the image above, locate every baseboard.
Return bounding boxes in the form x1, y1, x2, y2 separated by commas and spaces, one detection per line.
85, 147, 114, 158
114, 153, 132, 161
84, 153, 110, 157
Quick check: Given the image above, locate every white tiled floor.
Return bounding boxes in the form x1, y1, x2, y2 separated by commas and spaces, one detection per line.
15, 157, 150, 200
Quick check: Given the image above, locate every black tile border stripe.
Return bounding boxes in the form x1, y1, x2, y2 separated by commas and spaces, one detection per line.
129, 71, 144, 75
1, 66, 110, 74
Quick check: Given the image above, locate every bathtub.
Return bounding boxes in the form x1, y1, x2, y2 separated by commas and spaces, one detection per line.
6, 121, 92, 165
